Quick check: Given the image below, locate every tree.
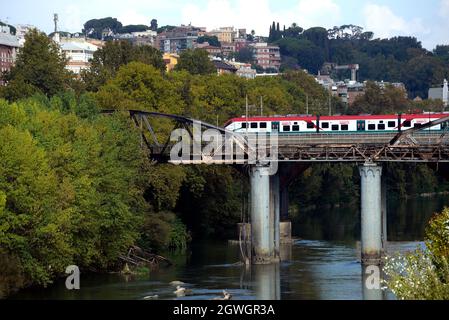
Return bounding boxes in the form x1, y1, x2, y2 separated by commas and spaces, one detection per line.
350, 81, 411, 115
118, 24, 149, 34
197, 35, 221, 47
175, 49, 216, 75
95, 62, 184, 114
81, 41, 165, 91
1, 29, 70, 100
83, 17, 123, 39
234, 47, 253, 63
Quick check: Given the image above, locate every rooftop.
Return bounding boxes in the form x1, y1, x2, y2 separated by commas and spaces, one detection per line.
0, 33, 20, 47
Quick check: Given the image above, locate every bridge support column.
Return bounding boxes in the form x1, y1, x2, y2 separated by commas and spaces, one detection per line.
359, 163, 383, 265
250, 165, 276, 264
270, 174, 280, 260
381, 175, 387, 253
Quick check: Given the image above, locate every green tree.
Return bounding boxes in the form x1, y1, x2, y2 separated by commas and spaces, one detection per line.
234, 47, 254, 63
197, 35, 221, 47
83, 17, 123, 39
1, 29, 70, 100
175, 49, 216, 75
81, 41, 165, 91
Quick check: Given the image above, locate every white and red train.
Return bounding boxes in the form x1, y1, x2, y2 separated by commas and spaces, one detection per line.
224, 113, 449, 134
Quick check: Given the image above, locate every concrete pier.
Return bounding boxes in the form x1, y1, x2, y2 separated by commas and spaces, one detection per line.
359, 163, 383, 265
250, 165, 275, 264
270, 174, 280, 259
381, 176, 387, 252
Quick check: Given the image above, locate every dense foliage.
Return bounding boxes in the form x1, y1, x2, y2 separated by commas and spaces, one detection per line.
0, 29, 71, 100
268, 23, 449, 98
174, 49, 217, 75
81, 40, 165, 92
384, 208, 449, 299
0, 95, 146, 293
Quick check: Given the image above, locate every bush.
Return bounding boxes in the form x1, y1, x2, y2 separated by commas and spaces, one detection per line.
384, 208, 449, 299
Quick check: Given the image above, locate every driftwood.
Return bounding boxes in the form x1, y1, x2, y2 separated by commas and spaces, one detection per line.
119, 246, 172, 269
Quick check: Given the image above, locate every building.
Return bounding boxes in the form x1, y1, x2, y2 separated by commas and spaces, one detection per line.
0, 31, 20, 85
228, 61, 256, 79
234, 38, 248, 52
250, 43, 281, 71
220, 43, 236, 56
208, 27, 237, 44
58, 38, 99, 74
156, 25, 201, 54
163, 53, 179, 72
201, 45, 222, 56
429, 79, 449, 107
15, 24, 37, 46
336, 81, 365, 106
213, 59, 237, 75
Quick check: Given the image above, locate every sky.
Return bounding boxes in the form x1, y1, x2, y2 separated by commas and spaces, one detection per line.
1, 0, 448, 50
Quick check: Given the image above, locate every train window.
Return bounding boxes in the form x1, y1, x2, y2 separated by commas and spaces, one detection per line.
388, 121, 396, 128
283, 126, 291, 132
241, 123, 247, 129
403, 120, 411, 127
368, 124, 376, 130
260, 122, 267, 129
292, 125, 300, 131
341, 125, 349, 131
251, 123, 258, 129
307, 122, 315, 129
332, 124, 339, 131
378, 124, 386, 130
322, 122, 329, 129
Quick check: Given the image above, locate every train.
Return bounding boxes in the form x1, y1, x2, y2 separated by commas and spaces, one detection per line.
224, 113, 449, 134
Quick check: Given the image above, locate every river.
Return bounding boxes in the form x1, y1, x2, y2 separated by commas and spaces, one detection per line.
9, 195, 449, 300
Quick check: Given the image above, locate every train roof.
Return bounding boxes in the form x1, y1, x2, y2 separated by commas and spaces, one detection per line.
224, 113, 449, 127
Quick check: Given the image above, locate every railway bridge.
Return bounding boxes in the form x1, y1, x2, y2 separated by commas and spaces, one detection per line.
103, 110, 449, 266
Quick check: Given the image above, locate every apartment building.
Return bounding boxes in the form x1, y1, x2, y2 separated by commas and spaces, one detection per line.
250, 42, 281, 71
0, 30, 20, 85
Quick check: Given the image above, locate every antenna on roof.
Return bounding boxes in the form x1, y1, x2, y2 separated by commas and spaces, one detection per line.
53, 13, 59, 33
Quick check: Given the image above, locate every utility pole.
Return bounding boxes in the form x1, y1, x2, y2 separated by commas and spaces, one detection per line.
306, 94, 309, 115
246, 95, 249, 135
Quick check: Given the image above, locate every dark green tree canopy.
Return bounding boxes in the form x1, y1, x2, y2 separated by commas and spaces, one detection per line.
175, 49, 216, 75
83, 17, 123, 39
197, 35, 221, 47
1, 29, 70, 100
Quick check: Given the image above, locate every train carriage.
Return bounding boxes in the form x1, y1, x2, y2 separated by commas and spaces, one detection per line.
224, 113, 449, 134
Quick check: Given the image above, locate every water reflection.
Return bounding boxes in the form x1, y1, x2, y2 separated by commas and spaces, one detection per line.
9, 196, 449, 300
252, 264, 281, 300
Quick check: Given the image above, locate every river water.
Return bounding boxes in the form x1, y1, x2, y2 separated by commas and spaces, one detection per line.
10, 195, 449, 300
